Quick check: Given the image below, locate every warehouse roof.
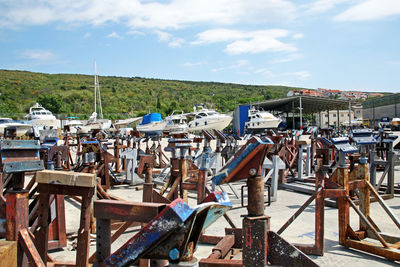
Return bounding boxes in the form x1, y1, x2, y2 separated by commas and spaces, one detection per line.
251, 96, 350, 113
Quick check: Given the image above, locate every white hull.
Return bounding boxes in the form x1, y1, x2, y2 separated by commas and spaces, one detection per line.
0, 123, 32, 137
188, 116, 232, 132
77, 119, 112, 134
30, 119, 60, 129
164, 124, 189, 134
245, 119, 281, 129
137, 121, 167, 133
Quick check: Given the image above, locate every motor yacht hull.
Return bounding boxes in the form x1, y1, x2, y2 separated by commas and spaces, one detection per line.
188, 116, 232, 132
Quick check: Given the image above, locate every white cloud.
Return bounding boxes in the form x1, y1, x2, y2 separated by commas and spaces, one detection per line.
106, 32, 122, 39
154, 30, 185, 47
292, 33, 304, 40
334, 0, 400, 21
83, 32, 91, 38
269, 53, 303, 64
281, 71, 311, 81
127, 30, 145, 36
155, 30, 171, 41
306, 0, 352, 14
169, 38, 185, 47
212, 59, 249, 72
20, 49, 55, 61
0, 0, 296, 30
193, 29, 297, 55
183, 61, 207, 67
256, 69, 311, 81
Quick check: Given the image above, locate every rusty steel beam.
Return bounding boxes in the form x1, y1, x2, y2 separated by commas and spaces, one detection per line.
277, 188, 320, 235
94, 200, 166, 222
199, 234, 224, 245
199, 259, 242, 267
345, 195, 390, 248
208, 235, 235, 259
345, 239, 400, 261
18, 228, 45, 267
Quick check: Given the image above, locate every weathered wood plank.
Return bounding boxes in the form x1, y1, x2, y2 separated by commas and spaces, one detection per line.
36, 170, 96, 187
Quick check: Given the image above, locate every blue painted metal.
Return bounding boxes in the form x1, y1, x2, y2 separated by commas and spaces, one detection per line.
232, 104, 250, 136
0, 140, 41, 150
2, 160, 44, 173
212, 136, 273, 185
351, 129, 376, 146
331, 137, 358, 154
0, 140, 44, 173
105, 193, 231, 266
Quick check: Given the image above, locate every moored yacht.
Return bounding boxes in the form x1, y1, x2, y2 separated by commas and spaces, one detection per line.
245, 107, 281, 130
187, 106, 232, 132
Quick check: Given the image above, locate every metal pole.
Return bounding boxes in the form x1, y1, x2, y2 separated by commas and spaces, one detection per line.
299, 96, 303, 129
337, 109, 340, 131
348, 102, 352, 128
327, 109, 330, 128
292, 102, 295, 129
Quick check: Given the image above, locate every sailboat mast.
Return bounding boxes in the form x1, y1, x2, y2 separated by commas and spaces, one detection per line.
93, 60, 104, 120
94, 60, 98, 117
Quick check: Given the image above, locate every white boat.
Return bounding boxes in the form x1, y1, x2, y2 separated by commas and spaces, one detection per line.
24, 103, 60, 129
136, 113, 167, 135
164, 111, 188, 134
0, 118, 32, 137
188, 106, 232, 132
245, 107, 281, 130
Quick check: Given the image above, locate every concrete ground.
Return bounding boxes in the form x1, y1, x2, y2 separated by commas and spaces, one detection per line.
49, 176, 400, 266
47, 137, 400, 266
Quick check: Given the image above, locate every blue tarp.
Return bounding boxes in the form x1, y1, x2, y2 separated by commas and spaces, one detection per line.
140, 113, 162, 125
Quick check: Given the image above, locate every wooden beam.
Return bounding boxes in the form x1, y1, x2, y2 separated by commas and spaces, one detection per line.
36, 170, 96, 188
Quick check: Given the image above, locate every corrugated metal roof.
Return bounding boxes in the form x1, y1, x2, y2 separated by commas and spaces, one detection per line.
251, 96, 350, 113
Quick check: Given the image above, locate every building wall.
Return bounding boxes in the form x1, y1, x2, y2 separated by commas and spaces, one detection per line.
362, 93, 400, 127
316, 110, 355, 127
363, 103, 400, 127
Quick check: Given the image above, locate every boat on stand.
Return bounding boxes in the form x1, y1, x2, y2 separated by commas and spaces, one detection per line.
136, 113, 167, 136
164, 110, 188, 135
244, 106, 282, 132
187, 105, 232, 132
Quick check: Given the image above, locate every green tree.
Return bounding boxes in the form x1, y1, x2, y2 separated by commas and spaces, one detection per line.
37, 94, 63, 114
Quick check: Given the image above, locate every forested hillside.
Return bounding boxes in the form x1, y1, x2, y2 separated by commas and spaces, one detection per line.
0, 69, 302, 119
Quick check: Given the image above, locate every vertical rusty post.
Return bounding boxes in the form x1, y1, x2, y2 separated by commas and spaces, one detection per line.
55, 151, 63, 170
314, 166, 325, 255
143, 163, 154, 203
33, 192, 50, 263
180, 158, 188, 202
243, 174, 269, 267
6, 190, 29, 266
96, 218, 111, 265
337, 167, 349, 245
247, 176, 265, 216
76, 187, 94, 267
197, 169, 207, 204
115, 137, 120, 173
358, 163, 370, 232
103, 147, 110, 190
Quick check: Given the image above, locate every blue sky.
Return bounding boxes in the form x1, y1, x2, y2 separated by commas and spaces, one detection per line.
1, 0, 399, 92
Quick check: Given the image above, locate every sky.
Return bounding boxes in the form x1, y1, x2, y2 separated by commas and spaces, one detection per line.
0, 0, 400, 92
